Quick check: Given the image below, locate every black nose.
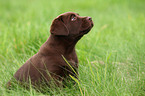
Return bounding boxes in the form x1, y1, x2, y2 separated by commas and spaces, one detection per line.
87, 17, 92, 21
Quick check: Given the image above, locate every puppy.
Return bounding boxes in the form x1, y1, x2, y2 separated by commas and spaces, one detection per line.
7, 12, 93, 87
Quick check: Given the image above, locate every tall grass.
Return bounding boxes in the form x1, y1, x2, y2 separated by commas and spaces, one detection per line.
0, 0, 145, 95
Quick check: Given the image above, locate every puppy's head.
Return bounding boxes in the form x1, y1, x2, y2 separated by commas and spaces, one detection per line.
50, 12, 93, 36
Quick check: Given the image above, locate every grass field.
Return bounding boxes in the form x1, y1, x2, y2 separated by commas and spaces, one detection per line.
0, 0, 145, 95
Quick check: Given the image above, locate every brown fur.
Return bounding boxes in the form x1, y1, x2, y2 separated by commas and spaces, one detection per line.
7, 12, 93, 87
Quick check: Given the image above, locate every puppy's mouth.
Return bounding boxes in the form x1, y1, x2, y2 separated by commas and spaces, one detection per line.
81, 21, 94, 34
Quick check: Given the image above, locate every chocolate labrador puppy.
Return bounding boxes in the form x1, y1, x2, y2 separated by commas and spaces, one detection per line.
7, 12, 93, 87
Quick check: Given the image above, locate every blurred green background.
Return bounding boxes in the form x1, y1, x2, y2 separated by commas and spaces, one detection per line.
0, 0, 145, 95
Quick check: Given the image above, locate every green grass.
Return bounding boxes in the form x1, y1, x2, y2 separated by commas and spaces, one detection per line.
0, 0, 145, 95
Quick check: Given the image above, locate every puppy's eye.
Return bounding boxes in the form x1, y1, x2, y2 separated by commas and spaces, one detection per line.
71, 15, 77, 21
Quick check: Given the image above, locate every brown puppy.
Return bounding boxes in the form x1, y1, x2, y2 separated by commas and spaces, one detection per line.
8, 12, 93, 87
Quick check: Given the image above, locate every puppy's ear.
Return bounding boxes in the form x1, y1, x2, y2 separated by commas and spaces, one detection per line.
50, 16, 69, 36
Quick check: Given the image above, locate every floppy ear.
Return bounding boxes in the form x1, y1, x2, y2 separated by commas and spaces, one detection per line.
50, 16, 69, 36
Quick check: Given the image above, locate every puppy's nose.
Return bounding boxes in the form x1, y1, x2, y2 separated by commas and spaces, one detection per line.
87, 17, 92, 21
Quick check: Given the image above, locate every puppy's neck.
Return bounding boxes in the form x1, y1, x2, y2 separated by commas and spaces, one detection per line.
45, 34, 82, 54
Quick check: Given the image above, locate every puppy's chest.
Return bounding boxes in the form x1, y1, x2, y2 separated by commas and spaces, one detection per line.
60, 56, 78, 76
64, 55, 78, 68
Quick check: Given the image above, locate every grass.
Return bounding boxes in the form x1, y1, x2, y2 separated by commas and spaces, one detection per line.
0, 0, 145, 95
